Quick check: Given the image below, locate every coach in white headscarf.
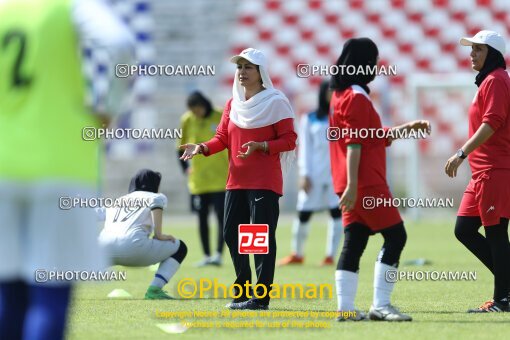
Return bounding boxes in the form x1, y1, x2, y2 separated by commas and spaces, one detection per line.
180, 48, 297, 310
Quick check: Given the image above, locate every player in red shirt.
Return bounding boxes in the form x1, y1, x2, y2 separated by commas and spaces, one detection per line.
329, 38, 430, 321
445, 30, 510, 313
180, 48, 297, 310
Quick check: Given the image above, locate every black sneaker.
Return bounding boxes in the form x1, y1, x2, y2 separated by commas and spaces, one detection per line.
467, 300, 509, 313
228, 299, 269, 310
225, 296, 249, 308
224, 289, 253, 308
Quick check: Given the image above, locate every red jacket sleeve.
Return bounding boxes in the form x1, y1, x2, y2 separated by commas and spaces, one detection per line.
204, 98, 232, 156
267, 118, 297, 155
481, 77, 509, 131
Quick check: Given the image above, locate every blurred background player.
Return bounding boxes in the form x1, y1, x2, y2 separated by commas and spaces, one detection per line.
329, 38, 430, 321
0, 0, 134, 339
178, 91, 228, 267
445, 30, 510, 313
98, 169, 188, 300
180, 48, 297, 310
279, 80, 342, 266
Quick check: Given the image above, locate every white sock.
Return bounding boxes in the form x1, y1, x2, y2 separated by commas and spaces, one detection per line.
373, 262, 396, 308
326, 217, 343, 258
150, 257, 180, 288
335, 270, 358, 311
291, 218, 310, 257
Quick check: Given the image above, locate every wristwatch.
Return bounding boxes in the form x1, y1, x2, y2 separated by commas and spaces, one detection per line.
456, 149, 467, 159
198, 144, 206, 154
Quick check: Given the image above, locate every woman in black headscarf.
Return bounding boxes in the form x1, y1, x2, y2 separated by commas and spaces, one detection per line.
445, 30, 510, 313
329, 38, 430, 321
330, 38, 379, 94
128, 169, 163, 193
99, 169, 188, 300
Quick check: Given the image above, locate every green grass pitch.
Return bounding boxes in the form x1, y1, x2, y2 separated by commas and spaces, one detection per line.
67, 213, 509, 339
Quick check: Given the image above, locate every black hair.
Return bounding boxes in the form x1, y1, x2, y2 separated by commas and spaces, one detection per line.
330, 37, 379, 94
128, 169, 162, 193
186, 91, 213, 118
475, 45, 507, 87
317, 80, 331, 119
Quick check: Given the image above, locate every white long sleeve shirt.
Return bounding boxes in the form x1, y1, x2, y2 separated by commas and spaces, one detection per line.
298, 111, 334, 185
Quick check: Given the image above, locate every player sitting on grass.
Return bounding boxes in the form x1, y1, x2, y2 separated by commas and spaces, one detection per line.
98, 169, 187, 299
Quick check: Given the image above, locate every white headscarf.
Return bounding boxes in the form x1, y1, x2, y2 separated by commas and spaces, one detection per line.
230, 56, 296, 171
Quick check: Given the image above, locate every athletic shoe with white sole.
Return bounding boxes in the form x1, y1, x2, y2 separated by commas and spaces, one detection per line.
195, 254, 222, 267
368, 304, 412, 321
224, 289, 254, 308
228, 299, 269, 310
208, 253, 222, 266
336, 310, 367, 322
194, 256, 211, 267
225, 296, 249, 308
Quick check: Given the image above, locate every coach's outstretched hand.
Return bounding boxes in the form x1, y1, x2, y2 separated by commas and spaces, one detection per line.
179, 143, 201, 160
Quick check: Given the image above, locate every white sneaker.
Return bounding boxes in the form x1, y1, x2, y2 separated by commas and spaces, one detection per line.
208, 253, 222, 266
194, 256, 211, 267
368, 304, 412, 321
336, 309, 367, 322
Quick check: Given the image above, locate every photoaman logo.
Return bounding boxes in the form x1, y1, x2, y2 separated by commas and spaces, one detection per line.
238, 224, 269, 254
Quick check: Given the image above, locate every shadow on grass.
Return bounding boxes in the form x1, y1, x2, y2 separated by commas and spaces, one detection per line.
406, 311, 462, 314
415, 319, 510, 324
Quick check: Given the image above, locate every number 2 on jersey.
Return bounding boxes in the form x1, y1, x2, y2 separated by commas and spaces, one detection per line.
2, 30, 32, 88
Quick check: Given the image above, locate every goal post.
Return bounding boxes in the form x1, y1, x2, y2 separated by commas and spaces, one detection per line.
405, 73, 477, 220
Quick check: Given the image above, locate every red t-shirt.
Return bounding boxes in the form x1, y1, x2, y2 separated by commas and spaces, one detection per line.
329, 85, 389, 194
204, 98, 297, 195
468, 68, 510, 178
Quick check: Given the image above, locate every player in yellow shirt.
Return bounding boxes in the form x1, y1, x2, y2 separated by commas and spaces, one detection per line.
178, 91, 228, 266
0, 0, 134, 339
